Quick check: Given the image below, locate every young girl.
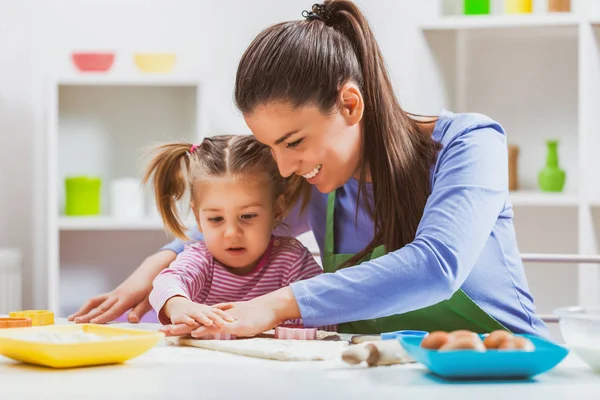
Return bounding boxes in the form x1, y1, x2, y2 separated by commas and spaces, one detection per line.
143, 135, 325, 337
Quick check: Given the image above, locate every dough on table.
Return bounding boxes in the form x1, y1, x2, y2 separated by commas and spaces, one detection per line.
167, 329, 348, 361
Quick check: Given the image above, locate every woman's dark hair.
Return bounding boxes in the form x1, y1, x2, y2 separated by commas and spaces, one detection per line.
235, 1, 441, 268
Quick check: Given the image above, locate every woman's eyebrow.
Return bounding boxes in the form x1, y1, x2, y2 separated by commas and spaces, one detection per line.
274, 130, 299, 145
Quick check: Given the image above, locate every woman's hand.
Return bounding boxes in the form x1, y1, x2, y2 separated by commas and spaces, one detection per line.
68, 250, 177, 324
160, 297, 233, 337
175, 287, 301, 338
68, 280, 152, 324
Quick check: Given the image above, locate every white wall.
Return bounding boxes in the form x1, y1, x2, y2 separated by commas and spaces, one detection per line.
0, 0, 434, 308
0, 0, 36, 309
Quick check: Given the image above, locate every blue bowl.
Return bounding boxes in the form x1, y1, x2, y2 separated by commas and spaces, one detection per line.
381, 330, 429, 340
398, 334, 569, 380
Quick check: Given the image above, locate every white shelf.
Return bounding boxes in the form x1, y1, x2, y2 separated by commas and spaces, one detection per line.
421, 14, 581, 31
58, 216, 322, 254
509, 191, 580, 206
59, 216, 170, 231
40, 75, 208, 315
419, 7, 600, 314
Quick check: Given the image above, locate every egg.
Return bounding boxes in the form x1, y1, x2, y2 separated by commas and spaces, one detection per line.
449, 330, 477, 337
483, 330, 513, 349
420, 331, 450, 349
439, 335, 486, 351
499, 336, 535, 351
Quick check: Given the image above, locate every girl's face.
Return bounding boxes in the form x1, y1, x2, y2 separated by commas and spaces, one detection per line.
244, 83, 365, 193
193, 175, 280, 274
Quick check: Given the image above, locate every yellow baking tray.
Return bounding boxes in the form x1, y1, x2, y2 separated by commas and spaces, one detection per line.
0, 324, 163, 368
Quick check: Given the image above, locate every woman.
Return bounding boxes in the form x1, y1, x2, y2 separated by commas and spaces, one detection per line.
70, 0, 549, 338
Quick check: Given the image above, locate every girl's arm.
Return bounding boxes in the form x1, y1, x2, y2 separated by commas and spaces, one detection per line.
149, 244, 209, 325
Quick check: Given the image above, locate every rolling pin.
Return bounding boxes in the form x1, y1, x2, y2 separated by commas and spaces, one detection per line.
342, 340, 412, 366
350, 334, 381, 344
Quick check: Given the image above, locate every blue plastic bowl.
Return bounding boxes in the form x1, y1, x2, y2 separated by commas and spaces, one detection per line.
399, 334, 569, 380
380, 330, 429, 340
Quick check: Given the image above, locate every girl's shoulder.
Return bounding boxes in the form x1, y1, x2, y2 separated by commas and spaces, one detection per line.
181, 241, 212, 261
270, 235, 311, 258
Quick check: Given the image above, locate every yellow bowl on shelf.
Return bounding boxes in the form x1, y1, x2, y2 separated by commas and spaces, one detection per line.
504, 0, 532, 14
134, 53, 177, 73
0, 324, 164, 368
9, 310, 54, 326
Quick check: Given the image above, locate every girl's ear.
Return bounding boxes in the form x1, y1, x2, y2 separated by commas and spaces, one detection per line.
191, 203, 203, 233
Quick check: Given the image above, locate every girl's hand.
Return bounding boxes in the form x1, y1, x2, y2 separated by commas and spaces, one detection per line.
161, 297, 234, 337
189, 287, 300, 338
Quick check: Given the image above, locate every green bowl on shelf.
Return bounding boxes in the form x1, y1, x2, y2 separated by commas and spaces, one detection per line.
464, 0, 490, 15
65, 176, 102, 216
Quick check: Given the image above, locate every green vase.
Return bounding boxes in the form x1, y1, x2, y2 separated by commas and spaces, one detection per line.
538, 140, 566, 192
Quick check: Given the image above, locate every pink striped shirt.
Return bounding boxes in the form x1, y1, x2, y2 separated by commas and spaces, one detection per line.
150, 236, 327, 328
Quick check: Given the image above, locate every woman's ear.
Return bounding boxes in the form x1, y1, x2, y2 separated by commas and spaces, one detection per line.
339, 82, 364, 126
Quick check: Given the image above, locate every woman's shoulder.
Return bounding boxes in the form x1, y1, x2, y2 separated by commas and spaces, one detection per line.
433, 109, 506, 146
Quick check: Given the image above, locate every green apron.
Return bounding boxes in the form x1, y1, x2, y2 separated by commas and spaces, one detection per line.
323, 190, 509, 334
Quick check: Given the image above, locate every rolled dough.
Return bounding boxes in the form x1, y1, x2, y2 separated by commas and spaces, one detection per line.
167, 330, 348, 361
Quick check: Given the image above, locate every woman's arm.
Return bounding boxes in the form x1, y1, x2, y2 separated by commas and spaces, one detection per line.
69, 229, 203, 323
159, 227, 205, 254
69, 249, 178, 323
290, 127, 508, 327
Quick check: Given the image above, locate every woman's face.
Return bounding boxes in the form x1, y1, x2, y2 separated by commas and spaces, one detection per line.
244, 83, 364, 193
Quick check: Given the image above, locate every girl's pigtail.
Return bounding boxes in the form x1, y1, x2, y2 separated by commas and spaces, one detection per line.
142, 143, 195, 240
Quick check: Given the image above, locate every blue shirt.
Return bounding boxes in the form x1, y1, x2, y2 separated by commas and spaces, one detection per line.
162, 110, 549, 337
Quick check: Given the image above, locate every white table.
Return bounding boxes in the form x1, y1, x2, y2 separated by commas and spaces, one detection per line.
1, 322, 600, 400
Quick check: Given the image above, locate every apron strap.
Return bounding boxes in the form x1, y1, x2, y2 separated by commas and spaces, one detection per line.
325, 191, 336, 256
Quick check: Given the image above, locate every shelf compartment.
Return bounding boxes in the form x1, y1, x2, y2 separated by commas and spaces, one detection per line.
424, 27, 579, 194
57, 84, 200, 217
513, 206, 579, 315
58, 231, 171, 317
509, 191, 579, 206
421, 14, 581, 31
58, 216, 197, 231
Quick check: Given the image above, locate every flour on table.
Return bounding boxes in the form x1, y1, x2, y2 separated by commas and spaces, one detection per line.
169, 330, 348, 361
